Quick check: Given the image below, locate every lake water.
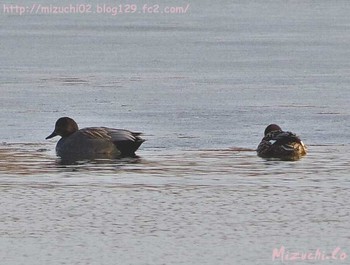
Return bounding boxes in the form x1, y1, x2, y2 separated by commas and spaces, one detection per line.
1, 0, 350, 264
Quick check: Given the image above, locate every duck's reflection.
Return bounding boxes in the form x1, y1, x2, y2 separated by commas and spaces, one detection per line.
0, 142, 143, 174
56, 153, 142, 166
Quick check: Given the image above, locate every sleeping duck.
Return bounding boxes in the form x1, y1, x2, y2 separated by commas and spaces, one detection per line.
257, 124, 307, 161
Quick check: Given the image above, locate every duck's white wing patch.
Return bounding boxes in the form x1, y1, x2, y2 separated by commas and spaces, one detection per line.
269, 140, 277, 145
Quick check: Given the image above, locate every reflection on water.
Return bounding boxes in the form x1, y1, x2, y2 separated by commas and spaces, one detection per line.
1, 142, 349, 185
0, 143, 53, 175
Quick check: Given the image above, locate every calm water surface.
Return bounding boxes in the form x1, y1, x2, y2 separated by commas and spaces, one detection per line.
1, 0, 350, 264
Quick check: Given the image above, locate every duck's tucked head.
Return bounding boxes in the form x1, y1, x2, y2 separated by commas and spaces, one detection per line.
264, 124, 282, 136
46, 117, 79, 139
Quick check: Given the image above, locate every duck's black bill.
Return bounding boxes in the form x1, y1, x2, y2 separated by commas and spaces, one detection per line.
46, 132, 57, 139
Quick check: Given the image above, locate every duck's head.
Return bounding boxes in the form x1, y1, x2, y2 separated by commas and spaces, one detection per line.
264, 124, 282, 136
46, 117, 79, 139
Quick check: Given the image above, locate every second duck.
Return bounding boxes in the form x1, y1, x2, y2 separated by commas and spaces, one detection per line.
257, 124, 307, 161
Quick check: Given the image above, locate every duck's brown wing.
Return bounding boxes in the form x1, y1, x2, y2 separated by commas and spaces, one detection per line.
80, 127, 145, 156
275, 131, 302, 145
265, 131, 302, 145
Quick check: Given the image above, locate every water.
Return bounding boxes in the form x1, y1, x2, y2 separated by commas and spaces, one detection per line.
1, 0, 350, 264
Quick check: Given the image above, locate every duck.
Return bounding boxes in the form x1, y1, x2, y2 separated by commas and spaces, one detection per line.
46, 117, 145, 160
257, 124, 307, 160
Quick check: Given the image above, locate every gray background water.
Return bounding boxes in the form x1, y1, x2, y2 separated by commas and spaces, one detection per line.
1, 0, 349, 264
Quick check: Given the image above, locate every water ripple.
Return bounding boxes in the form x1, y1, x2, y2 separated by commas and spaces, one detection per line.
0, 143, 348, 189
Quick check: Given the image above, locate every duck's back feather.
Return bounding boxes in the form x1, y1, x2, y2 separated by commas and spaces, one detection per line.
80, 127, 142, 142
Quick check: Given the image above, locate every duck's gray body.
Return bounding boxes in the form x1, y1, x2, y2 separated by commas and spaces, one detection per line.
56, 127, 144, 157
47, 117, 144, 160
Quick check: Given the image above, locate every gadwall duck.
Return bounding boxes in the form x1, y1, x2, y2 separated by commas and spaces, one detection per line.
46, 117, 145, 159
257, 124, 307, 160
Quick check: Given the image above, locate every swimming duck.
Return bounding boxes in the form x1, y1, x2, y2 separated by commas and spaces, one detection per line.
46, 117, 145, 159
257, 124, 307, 160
